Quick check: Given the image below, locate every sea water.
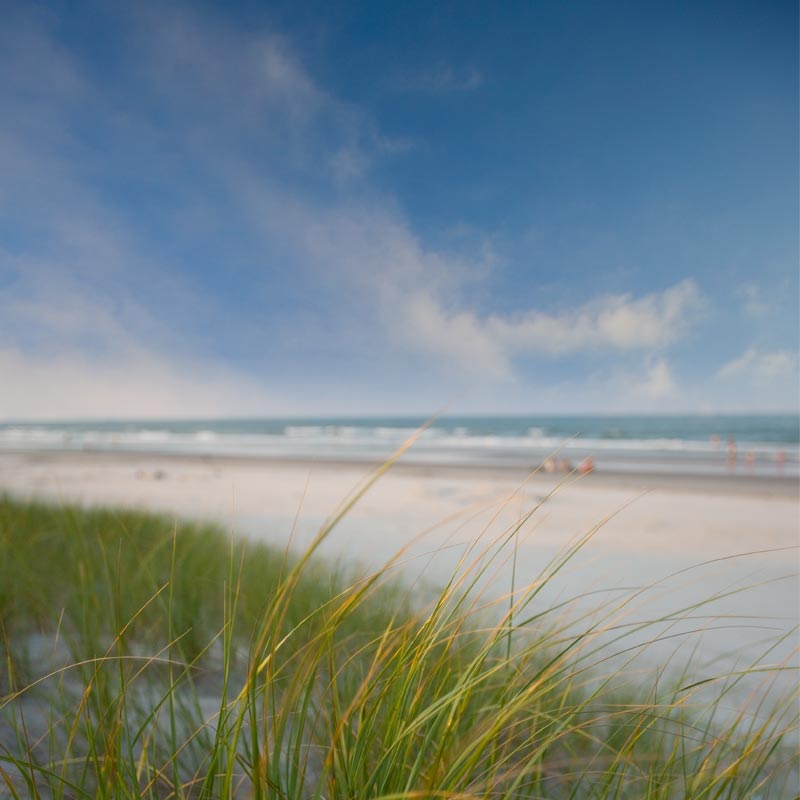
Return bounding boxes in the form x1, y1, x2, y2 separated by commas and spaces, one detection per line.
0, 414, 797, 478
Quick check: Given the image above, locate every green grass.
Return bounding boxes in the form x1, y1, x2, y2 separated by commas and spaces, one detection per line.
0, 462, 797, 799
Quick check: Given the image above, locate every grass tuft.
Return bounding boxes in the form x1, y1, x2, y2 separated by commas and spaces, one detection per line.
0, 487, 797, 799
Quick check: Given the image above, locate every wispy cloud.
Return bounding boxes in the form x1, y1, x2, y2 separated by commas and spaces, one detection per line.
486, 280, 703, 355
736, 284, 769, 318
3, 1, 784, 417
227, 157, 705, 377
717, 347, 798, 379
384, 280, 702, 377
390, 62, 484, 93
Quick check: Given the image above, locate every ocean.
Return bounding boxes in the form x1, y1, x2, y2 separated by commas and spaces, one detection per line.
1, 414, 797, 478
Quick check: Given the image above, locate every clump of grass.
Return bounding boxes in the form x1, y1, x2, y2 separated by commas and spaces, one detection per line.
0, 497, 399, 667
0, 456, 797, 799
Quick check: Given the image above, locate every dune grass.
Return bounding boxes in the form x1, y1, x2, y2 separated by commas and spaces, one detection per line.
0, 471, 797, 798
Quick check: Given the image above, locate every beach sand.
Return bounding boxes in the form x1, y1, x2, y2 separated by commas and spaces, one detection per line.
2, 448, 798, 700
1, 449, 796, 594
1, 449, 796, 553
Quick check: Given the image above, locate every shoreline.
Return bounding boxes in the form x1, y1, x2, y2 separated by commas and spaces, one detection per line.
2, 447, 797, 499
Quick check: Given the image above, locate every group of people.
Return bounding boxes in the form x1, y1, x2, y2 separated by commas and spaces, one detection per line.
713, 434, 787, 471
538, 436, 789, 477
541, 455, 595, 475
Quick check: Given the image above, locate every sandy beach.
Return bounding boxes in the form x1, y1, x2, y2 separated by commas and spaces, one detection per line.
2, 448, 798, 782
5, 448, 797, 635
6, 448, 787, 700
2, 449, 796, 559
2, 449, 796, 601
1, 447, 796, 532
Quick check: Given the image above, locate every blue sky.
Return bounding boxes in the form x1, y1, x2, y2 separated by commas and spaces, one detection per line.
1, 0, 797, 418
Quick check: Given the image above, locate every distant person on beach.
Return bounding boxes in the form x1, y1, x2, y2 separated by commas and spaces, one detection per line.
727, 436, 737, 470
578, 456, 594, 475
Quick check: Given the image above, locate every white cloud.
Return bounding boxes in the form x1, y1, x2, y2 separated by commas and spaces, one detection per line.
228, 158, 705, 376
716, 346, 757, 377
0, 347, 276, 420
486, 279, 702, 355
394, 278, 701, 375
636, 359, 676, 398
383, 280, 702, 377
400, 293, 512, 379
711, 347, 798, 410
231, 170, 705, 377
717, 347, 797, 380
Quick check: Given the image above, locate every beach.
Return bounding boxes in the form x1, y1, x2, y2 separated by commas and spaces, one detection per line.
2, 449, 797, 632
2, 447, 798, 793
4, 447, 797, 664
2, 449, 796, 552
3, 416, 795, 575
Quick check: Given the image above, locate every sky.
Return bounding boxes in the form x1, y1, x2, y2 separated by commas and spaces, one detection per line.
1, 0, 797, 419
